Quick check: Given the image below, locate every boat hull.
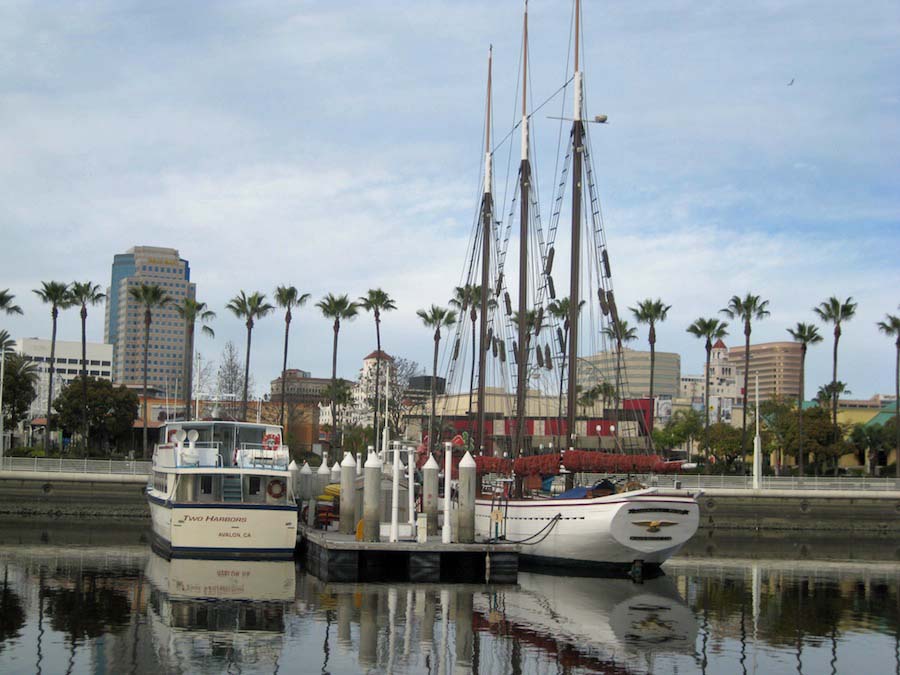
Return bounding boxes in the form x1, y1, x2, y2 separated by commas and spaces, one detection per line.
148, 493, 298, 560
475, 491, 699, 569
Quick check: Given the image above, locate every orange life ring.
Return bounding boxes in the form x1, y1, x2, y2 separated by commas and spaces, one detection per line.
267, 479, 286, 499
262, 433, 281, 450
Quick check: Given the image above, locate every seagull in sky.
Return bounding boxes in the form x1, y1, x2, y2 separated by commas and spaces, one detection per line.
787, 78, 795, 86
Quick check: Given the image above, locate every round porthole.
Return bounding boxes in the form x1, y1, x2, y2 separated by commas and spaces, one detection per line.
706, 498, 715, 510
42, 483, 52, 494
799, 499, 809, 513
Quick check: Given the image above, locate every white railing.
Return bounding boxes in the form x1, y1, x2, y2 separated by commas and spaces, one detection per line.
0, 456, 153, 475
578, 472, 900, 492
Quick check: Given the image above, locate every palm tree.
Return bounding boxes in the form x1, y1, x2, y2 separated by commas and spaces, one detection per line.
359, 288, 396, 453
274, 286, 310, 430
316, 294, 359, 457
226, 292, 274, 422
174, 298, 215, 422
129, 284, 173, 456
450, 284, 486, 424
876, 311, 900, 480
417, 305, 457, 452
687, 317, 729, 458
787, 322, 823, 478
601, 319, 638, 446
68, 282, 105, 450
630, 298, 671, 432
721, 294, 770, 459
548, 297, 583, 436
33, 282, 72, 453
0, 292, 23, 455
0, 290, 23, 317
813, 296, 857, 431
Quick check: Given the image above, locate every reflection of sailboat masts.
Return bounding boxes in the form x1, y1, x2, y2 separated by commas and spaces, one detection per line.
476, 47, 494, 454
566, 0, 584, 446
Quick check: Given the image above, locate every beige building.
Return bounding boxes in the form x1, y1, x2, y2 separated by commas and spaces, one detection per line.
577, 349, 680, 399
104, 246, 196, 390
728, 341, 802, 403
14, 338, 113, 419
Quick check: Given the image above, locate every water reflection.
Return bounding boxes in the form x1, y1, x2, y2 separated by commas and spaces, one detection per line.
145, 553, 295, 672
0, 533, 897, 674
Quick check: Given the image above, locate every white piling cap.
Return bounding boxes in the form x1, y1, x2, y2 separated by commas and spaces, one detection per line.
365, 451, 383, 469
300, 462, 312, 475
288, 460, 298, 471
459, 451, 476, 468
423, 454, 439, 470
317, 461, 331, 475
341, 451, 356, 467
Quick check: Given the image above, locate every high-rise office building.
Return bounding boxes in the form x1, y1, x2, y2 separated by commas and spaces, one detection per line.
104, 246, 195, 390
728, 341, 802, 403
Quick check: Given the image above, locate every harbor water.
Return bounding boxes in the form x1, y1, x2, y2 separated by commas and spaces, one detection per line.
0, 520, 897, 674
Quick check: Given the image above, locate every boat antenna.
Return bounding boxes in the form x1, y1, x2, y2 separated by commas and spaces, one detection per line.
566, 0, 584, 447
475, 46, 494, 455
514, 1, 531, 461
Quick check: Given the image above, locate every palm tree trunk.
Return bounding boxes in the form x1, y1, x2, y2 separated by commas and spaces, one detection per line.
742, 323, 750, 460
142, 312, 150, 457
280, 312, 290, 429
704, 342, 712, 459
45, 309, 58, 453
330, 320, 339, 460
81, 304, 89, 455
373, 313, 381, 454
895, 341, 899, 481
430, 330, 439, 453
184, 323, 195, 421
469, 315, 476, 430
648, 326, 656, 434
831, 329, 840, 430
798, 347, 805, 478
242, 323, 252, 422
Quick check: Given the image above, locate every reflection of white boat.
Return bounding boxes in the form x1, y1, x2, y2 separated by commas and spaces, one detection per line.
145, 551, 295, 670
147, 421, 297, 559
145, 550, 296, 602
474, 571, 697, 661
475, 489, 700, 571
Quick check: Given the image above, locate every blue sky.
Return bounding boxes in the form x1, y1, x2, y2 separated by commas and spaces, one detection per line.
1, 1, 898, 398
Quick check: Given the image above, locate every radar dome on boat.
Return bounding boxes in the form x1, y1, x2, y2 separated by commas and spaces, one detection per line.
174, 429, 187, 443
186, 430, 199, 443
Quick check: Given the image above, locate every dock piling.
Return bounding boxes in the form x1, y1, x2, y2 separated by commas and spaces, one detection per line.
423, 453, 439, 535
363, 449, 382, 542
339, 451, 357, 534
442, 442, 452, 544
458, 451, 476, 543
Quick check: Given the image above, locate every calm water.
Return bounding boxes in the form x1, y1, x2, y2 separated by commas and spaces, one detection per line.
0, 521, 898, 674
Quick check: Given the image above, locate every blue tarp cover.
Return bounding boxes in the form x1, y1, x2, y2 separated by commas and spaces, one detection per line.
553, 486, 589, 499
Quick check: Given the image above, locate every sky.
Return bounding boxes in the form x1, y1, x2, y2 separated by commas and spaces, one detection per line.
1, 0, 898, 399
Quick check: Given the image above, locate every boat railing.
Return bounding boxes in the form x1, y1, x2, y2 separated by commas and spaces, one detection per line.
153, 443, 222, 469
576, 472, 900, 492
235, 445, 290, 471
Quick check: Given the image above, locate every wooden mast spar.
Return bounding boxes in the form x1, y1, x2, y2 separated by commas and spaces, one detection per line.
475, 47, 493, 454
566, 0, 584, 448
514, 1, 531, 460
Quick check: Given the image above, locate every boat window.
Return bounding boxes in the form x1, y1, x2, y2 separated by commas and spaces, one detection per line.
200, 476, 213, 494
249, 476, 261, 495
237, 426, 264, 447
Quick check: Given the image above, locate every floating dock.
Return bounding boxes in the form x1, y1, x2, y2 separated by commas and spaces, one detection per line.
297, 524, 519, 584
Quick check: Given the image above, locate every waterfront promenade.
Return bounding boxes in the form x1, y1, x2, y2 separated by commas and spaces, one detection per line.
1, 459, 898, 532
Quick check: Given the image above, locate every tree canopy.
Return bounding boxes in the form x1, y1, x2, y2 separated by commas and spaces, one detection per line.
52, 376, 137, 453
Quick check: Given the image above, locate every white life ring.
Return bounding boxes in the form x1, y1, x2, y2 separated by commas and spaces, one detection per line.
267, 479, 286, 499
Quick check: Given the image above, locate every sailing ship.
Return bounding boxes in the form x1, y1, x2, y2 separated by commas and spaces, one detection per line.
146, 420, 298, 559
440, 0, 700, 571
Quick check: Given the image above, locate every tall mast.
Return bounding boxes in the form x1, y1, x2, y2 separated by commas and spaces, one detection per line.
566, 0, 584, 447
476, 46, 493, 454
514, 1, 531, 459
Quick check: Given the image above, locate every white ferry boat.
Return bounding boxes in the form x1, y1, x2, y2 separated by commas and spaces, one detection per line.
147, 421, 298, 559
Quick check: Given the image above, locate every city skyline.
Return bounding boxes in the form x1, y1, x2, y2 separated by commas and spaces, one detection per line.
1, 1, 898, 397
